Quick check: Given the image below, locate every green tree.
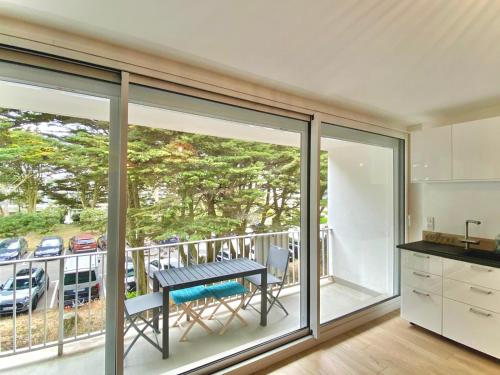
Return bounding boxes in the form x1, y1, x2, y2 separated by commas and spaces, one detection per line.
0, 118, 57, 213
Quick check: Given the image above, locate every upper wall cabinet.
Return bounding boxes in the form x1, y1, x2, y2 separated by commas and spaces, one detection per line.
453, 117, 500, 180
411, 126, 452, 182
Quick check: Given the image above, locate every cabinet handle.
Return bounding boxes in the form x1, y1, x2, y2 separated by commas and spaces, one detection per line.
470, 286, 493, 295
413, 271, 430, 278
412, 289, 430, 297
470, 265, 493, 272
413, 253, 430, 259
469, 307, 492, 317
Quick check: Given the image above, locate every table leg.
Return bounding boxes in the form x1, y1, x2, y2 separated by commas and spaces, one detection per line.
162, 289, 169, 359
260, 270, 267, 326
153, 277, 159, 332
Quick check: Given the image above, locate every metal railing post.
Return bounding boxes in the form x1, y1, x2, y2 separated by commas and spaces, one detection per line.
58, 257, 65, 356
327, 228, 334, 278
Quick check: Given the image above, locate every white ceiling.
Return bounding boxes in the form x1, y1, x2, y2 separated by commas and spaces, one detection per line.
2, 0, 500, 126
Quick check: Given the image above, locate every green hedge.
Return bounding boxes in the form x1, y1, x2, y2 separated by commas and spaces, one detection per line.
0, 208, 65, 237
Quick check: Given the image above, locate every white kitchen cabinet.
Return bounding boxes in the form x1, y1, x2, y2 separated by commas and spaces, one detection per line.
411, 126, 452, 182
401, 285, 442, 334
400, 249, 499, 358
401, 250, 443, 276
443, 298, 500, 358
443, 258, 500, 289
444, 278, 500, 313
452, 117, 500, 180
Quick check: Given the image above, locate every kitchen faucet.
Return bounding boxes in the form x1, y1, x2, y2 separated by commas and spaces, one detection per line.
462, 219, 481, 250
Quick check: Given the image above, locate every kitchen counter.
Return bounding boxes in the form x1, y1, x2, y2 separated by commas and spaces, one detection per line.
397, 241, 500, 268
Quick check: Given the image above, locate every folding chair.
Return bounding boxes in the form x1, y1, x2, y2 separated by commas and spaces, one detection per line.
243, 245, 290, 316
124, 292, 163, 358
171, 285, 213, 341
206, 281, 248, 335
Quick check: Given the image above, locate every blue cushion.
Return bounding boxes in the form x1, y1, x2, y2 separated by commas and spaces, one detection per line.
171, 286, 211, 305
206, 281, 247, 299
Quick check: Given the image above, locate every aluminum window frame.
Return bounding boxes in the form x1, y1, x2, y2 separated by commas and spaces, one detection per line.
128, 82, 313, 373
0, 59, 126, 374
318, 122, 405, 327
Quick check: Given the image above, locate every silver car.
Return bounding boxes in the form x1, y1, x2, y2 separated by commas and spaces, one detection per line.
0, 267, 49, 314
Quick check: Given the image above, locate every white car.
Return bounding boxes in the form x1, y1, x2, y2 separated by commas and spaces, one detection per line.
144, 257, 184, 278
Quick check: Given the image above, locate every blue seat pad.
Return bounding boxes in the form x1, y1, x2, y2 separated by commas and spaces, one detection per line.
207, 281, 247, 299
171, 285, 211, 305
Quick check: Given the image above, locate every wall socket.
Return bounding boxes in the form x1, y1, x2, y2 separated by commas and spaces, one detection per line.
426, 216, 435, 231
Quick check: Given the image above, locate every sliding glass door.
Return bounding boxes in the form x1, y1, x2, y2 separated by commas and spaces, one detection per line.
319, 123, 404, 324
124, 84, 310, 373
0, 60, 119, 372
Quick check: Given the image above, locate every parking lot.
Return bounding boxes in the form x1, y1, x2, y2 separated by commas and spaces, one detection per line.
0, 249, 106, 316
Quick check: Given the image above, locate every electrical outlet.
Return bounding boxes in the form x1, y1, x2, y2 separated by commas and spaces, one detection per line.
426, 216, 435, 231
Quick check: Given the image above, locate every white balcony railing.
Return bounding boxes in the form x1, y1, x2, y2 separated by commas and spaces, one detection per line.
0, 228, 332, 357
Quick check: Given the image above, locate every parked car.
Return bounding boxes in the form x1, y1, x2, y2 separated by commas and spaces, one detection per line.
59, 256, 100, 307
156, 235, 180, 246
0, 237, 29, 261
145, 257, 184, 278
0, 267, 49, 314
34, 236, 64, 258
97, 234, 107, 251
69, 234, 98, 253
97, 234, 132, 251
288, 239, 299, 261
216, 248, 232, 262
125, 261, 136, 292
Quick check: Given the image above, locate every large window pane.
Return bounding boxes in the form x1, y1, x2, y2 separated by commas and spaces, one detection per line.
320, 124, 402, 323
0, 75, 111, 370
124, 86, 308, 373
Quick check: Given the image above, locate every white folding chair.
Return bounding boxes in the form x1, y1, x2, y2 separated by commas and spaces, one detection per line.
171, 285, 213, 341
206, 281, 248, 335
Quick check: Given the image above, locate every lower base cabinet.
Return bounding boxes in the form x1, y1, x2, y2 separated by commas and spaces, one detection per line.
401, 285, 442, 334
401, 249, 500, 359
443, 298, 500, 359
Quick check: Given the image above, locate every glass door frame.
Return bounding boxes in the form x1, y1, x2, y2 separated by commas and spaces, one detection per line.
126, 83, 312, 373
0, 59, 125, 373
318, 121, 405, 326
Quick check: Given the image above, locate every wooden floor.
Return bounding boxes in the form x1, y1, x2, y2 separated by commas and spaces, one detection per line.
256, 311, 499, 375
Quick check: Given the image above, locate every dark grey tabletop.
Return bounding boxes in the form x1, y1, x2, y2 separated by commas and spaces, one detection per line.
397, 241, 500, 268
154, 257, 267, 290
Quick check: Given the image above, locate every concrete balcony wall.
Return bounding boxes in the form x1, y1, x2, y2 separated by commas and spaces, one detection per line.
325, 141, 394, 295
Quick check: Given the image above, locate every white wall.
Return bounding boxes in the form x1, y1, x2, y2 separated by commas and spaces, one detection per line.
409, 181, 500, 241
326, 140, 394, 295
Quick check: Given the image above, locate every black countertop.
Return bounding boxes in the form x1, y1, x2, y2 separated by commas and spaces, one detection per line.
397, 241, 500, 268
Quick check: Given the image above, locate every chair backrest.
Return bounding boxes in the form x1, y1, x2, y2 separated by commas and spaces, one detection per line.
266, 245, 289, 276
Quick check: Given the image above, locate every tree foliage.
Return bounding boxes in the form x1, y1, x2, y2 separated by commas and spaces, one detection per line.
0, 208, 64, 237
0, 107, 329, 294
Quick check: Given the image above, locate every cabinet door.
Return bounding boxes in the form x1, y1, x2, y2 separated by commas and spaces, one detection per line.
411, 126, 452, 182
453, 117, 500, 180
401, 285, 442, 334
443, 258, 500, 289
402, 250, 443, 276
443, 298, 500, 358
